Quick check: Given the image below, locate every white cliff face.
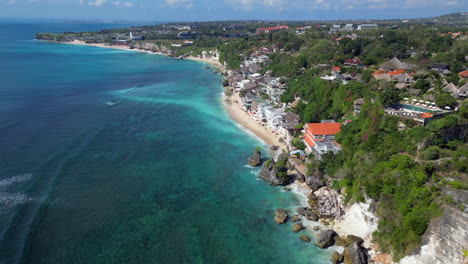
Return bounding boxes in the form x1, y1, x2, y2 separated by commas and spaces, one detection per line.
332, 198, 378, 248
400, 206, 468, 264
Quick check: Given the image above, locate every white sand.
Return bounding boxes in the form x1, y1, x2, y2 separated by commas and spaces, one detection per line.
224, 92, 288, 150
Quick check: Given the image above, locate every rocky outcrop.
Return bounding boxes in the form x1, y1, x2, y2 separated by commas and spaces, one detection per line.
334, 235, 365, 248
292, 223, 303, 232
258, 155, 290, 186
300, 235, 311, 242
332, 252, 344, 264
346, 235, 364, 246
274, 208, 288, 224
342, 242, 369, 264
305, 172, 324, 191
400, 205, 468, 264
314, 229, 337, 248
248, 150, 262, 167
315, 187, 343, 217
297, 207, 319, 221
296, 171, 305, 183
334, 236, 349, 247
291, 215, 301, 222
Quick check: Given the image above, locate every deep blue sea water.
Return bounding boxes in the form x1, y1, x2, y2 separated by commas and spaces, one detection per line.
0, 21, 332, 263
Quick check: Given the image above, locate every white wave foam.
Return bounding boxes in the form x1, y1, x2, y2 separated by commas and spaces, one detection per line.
0, 173, 34, 213
0, 173, 33, 189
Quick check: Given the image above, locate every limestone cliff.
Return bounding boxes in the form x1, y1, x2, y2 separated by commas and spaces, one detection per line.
400, 206, 468, 264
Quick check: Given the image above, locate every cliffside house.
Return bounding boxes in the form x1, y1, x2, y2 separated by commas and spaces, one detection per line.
303, 123, 342, 157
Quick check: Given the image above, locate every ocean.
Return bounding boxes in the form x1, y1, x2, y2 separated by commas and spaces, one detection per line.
0, 21, 332, 263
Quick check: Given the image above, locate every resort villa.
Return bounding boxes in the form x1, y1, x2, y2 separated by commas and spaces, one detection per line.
303, 122, 342, 157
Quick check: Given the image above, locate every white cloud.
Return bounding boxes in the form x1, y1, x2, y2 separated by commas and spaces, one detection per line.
123, 2, 132, 6
88, 0, 106, 6
166, 0, 192, 8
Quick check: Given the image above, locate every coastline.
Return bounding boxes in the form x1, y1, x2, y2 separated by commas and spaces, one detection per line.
53, 40, 287, 151
50, 39, 382, 262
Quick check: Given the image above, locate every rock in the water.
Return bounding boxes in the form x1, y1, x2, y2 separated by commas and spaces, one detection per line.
300, 235, 311, 242
342, 242, 369, 264
291, 215, 301, 222
274, 208, 288, 224
258, 155, 290, 186
331, 252, 344, 264
314, 229, 337, 248
346, 235, 364, 246
248, 150, 262, 167
292, 223, 303, 232
305, 173, 324, 191
334, 236, 349, 247
297, 207, 319, 221
313, 226, 320, 231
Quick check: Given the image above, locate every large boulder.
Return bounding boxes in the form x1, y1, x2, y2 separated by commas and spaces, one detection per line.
331, 252, 344, 264
300, 235, 311, 243
342, 242, 369, 264
314, 229, 337, 248
334, 236, 349, 247
258, 156, 290, 186
305, 173, 325, 191
248, 150, 262, 167
346, 235, 364, 246
291, 215, 301, 222
292, 223, 303, 232
297, 207, 319, 221
274, 208, 288, 224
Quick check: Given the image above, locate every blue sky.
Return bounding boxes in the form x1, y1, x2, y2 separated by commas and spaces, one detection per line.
1, 0, 466, 21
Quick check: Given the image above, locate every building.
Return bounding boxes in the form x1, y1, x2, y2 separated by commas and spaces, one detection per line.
344, 57, 363, 67
458, 70, 468, 79
431, 63, 450, 74
343, 24, 354, 31
303, 123, 342, 157
414, 112, 433, 126
256, 25, 289, 34
357, 24, 378, 30
380, 57, 408, 71
353, 98, 364, 115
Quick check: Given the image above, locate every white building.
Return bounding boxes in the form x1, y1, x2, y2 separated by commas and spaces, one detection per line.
357, 24, 378, 30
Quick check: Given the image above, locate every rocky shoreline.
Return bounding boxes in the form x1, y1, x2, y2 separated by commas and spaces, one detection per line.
248, 150, 384, 264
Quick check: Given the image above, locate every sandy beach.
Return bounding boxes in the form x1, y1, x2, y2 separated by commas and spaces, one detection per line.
224, 92, 288, 150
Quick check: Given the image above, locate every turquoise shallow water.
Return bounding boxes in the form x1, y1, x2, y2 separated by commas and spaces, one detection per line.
0, 21, 332, 263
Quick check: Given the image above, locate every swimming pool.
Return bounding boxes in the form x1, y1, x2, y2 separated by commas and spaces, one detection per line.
400, 104, 442, 113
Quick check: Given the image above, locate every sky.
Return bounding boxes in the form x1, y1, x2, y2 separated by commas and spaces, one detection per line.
0, 0, 467, 21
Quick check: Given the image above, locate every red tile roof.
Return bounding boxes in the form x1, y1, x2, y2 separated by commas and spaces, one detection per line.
303, 135, 315, 148
372, 69, 385, 76
331, 66, 341, 71
389, 69, 405, 75
458, 70, 468, 78
306, 123, 341, 136
344, 57, 363, 66
419, 113, 432, 119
